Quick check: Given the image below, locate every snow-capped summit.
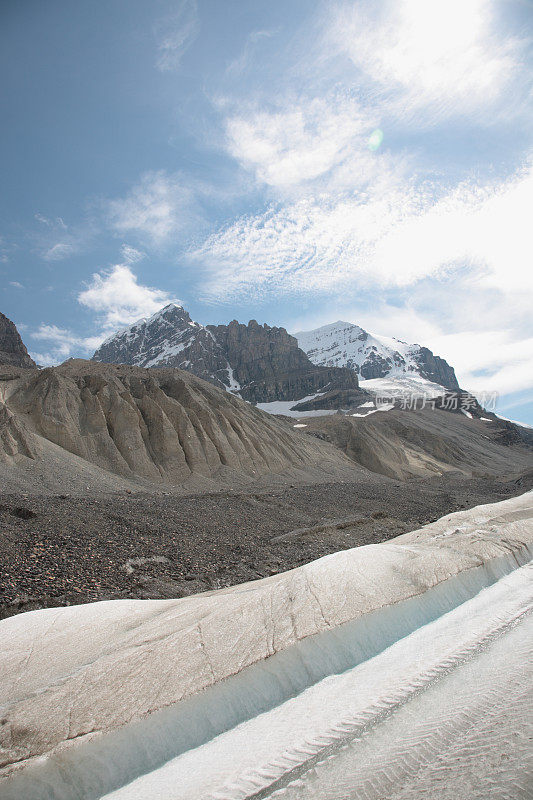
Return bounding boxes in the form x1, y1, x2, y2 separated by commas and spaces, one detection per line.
93, 303, 221, 373
92, 305, 359, 404
93, 307, 460, 408
295, 320, 459, 392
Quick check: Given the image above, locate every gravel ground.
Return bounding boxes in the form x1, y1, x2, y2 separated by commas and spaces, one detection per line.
1, 471, 531, 620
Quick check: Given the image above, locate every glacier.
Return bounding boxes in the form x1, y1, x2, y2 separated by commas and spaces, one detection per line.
99, 560, 533, 800
0, 491, 531, 799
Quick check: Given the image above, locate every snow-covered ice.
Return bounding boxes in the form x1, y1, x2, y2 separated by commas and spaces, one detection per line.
256, 394, 337, 418
359, 374, 447, 399
1, 492, 532, 799
99, 560, 533, 800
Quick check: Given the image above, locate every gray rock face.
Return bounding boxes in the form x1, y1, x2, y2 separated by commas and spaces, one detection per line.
93, 305, 359, 404
208, 319, 359, 403
0, 312, 35, 368
413, 347, 460, 391
358, 347, 395, 380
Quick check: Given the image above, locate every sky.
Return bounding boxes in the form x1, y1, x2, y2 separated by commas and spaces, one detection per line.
1, 0, 532, 423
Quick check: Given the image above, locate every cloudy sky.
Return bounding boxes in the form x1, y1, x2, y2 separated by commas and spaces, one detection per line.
1, 0, 532, 422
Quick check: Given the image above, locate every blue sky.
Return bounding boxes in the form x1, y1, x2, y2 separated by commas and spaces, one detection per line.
1, 0, 532, 422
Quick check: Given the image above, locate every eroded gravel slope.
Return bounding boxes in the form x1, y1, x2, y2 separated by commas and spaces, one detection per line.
1, 472, 530, 619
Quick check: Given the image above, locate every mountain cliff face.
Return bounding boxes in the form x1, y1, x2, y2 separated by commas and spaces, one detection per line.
208, 319, 359, 403
93, 306, 462, 407
92, 305, 359, 404
0, 312, 36, 368
295, 321, 460, 391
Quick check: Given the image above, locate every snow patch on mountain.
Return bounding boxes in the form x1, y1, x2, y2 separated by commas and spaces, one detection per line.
225, 364, 241, 393
256, 394, 337, 418
359, 375, 447, 400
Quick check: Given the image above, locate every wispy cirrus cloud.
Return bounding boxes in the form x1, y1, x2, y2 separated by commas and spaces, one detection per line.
226, 29, 276, 77
155, 0, 199, 72
34, 213, 67, 229
120, 244, 145, 264
42, 242, 74, 261
224, 96, 376, 190
194, 161, 532, 299
215, 0, 528, 205
203, 0, 529, 301
34, 213, 84, 262
105, 170, 201, 247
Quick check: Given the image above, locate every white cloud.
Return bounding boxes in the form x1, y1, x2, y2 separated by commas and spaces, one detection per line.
31, 264, 177, 364
340, 305, 442, 347
43, 242, 73, 261
9, 281, 24, 289
31, 325, 105, 366
193, 160, 533, 299
225, 96, 374, 190
77, 264, 175, 329
33, 214, 85, 261
106, 171, 199, 246
120, 244, 145, 264
0, 236, 10, 264
226, 29, 276, 77
432, 331, 533, 397
326, 0, 522, 123
155, 1, 199, 72
35, 213, 67, 229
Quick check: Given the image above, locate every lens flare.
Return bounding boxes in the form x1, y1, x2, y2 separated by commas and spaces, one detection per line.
368, 128, 384, 151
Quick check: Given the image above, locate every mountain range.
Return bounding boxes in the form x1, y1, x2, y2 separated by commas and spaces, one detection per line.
0, 308, 531, 619
92, 303, 460, 409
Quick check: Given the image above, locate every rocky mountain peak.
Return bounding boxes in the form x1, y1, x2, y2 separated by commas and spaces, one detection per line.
296, 320, 460, 392
0, 312, 36, 369
93, 306, 360, 404
92, 304, 463, 409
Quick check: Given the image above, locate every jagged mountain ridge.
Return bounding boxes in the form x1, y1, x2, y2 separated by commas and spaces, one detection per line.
93, 306, 459, 408
92, 305, 361, 404
0, 312, 36, 369
295, 320, 459, 391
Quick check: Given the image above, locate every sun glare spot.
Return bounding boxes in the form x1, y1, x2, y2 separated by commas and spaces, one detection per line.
368, 129, 384, 151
